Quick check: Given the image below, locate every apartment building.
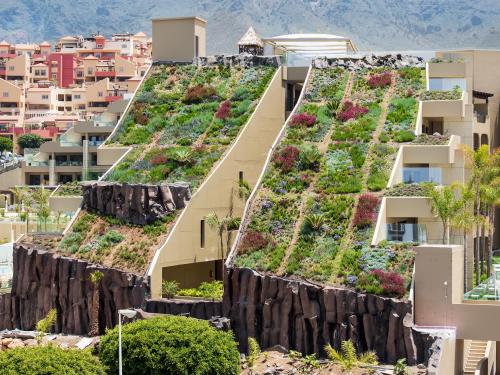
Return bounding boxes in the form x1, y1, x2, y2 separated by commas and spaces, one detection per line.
18, 99, 127, 186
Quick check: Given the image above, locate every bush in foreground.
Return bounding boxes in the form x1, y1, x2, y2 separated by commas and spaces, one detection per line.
0, 345, 106, 375
99, 315, 240, 375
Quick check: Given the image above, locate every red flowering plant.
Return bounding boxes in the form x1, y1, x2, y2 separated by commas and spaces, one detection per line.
337, 100, 368, 122
215, 100, 231, 120
290, 113, 316, 127
367, 71, 392, 88
239, 230, 270, 253
150, 155, 168, 166
273, 146, 300, 173
371, 269, 406, 297
353, 193, 380, 228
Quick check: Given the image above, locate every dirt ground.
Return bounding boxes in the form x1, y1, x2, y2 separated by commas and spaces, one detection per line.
240, 348, 427, 375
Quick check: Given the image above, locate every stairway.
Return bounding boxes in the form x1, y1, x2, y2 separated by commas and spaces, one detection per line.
464, 340, 487, 374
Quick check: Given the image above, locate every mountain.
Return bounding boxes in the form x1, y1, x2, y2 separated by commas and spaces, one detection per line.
2, 0, 500, 54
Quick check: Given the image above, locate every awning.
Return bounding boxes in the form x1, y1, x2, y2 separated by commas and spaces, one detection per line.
263, 33, 358, 57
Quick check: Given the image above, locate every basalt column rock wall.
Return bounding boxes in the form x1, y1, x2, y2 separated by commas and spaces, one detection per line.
0, 245, 148, 335
224, 267, 437, 365
82, 182, 191, 225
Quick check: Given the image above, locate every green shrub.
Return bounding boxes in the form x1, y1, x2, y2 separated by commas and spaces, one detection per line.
99, 316, 240, 375
0, 345, 106, 375
393, 130, 415, 142
17, 134, 47, 149
178, 281, 223, 300
162, 280, 180, 298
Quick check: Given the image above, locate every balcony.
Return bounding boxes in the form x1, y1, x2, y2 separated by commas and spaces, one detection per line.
26, 160, 49, 167
95, 69, 116, 78
421, 90, 466, 118
88, 140, 104, 147
403, 167, 442, 185
464, 265, 500, 301
105, 95, 123, 102
0, 125, 13, 134
59, 141, 83, 147
55, 160, 83, 167
387, 223, 427, 243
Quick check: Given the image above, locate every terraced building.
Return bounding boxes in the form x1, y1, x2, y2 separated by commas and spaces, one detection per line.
1, 17, 500, 373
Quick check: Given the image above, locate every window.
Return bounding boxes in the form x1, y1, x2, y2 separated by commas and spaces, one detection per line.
98, 91, 103, 97
8, 66, 14, 71
121, 44, 127, 48
428, 78, 466, 92
200, 219, 205, 248
195, 36, 199, 58
118, 67, 124, 73
239, 171, 244, 182
41, 95, 49, 100
473, 133, 479, 151
74, 94, 81, 100
52, 73, 57, 79
481, 134, 488, 146
140, 70, 145, 77
87, 68, 93, 74
2, 92, 8, 98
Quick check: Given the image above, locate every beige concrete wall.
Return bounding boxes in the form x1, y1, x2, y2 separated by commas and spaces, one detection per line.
421, 94, 465, 118
97, 146, 129, 166
116, 57, 136, 77
414, 245, 500, 341
0, 78, 22, 106
427, 335, 457, 375
402, 135, 460, 164
152, 17, 206, 62
427, 62, 466, 78
148, 67, 285, 297
0, 168, 22, 190
6, 54, 29, 80
49, 195, 82, 213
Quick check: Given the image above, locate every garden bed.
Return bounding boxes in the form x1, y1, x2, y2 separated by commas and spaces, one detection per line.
57, 62, 276, 272
235, 62, 425, 298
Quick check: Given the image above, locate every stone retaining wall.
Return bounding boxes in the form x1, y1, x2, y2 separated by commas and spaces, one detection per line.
195, 53, 281, 68
82, 182, 191, 225
0, 244, 148, 335
313, 54, 425, 71
144, 298, 223, 320
223, 267, 438, 364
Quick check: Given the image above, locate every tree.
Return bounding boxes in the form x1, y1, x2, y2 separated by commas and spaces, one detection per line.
451, 183, 475, 291
88, 271, 103, 336
10, 186, 28, 214
31, 187, 51, 231
99, 315, 240, 375
426, 185, 460, 245
0, 136, 13, 153
462, 145, 498, 285
481, 175, 500, 276
17, 134, 46, 149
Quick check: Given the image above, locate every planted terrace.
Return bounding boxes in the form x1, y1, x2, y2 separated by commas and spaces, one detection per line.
55, 62, 276, 273
235, 62, 425, 298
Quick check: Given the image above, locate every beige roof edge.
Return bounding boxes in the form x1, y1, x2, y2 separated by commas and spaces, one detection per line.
151, 16, 207, 23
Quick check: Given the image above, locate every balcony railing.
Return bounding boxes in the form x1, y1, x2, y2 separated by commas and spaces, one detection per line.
59, 141, 83, 147
387, 223, 427, 243
55, 160, 83, 166
464, 265, 500, 301
88, 140, 104, 147
403, 167, 442, 185
26, 161, 49, 167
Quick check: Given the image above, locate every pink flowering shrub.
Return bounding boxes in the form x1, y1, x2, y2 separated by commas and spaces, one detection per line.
290, 113, 316, 127
215, 100, 231, 120
371, 269, 406, 297
337, 101, 368, 122
353, 193, 380, 228
273, 146, 300, 173
367, 72, 392, 88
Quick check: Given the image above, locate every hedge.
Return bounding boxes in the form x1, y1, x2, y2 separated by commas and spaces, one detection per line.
99, 315, 240, 375
0, 345, 106, 375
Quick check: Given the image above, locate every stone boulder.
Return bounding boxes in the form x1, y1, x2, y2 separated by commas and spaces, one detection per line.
313, 54, 425, 71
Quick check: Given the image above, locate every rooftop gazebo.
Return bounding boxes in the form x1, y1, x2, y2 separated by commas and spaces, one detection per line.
238, 26, 264, 56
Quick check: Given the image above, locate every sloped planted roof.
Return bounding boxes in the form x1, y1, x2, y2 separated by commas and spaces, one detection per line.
264, 33, 358, 56
238, 26, 264, 47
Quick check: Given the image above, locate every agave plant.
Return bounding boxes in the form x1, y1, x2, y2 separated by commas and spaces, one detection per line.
326, 99, 341, 114
304, 213, 325, 231
300, 145, 322, 169
173, 149, 193, 164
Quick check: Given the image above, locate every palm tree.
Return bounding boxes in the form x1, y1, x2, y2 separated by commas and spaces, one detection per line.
10, 186, 27, 214
426, 184, 460, 245
481, 176, 500, 276
462, 145, 491, 285
451, 183, 475, 291
88, 271, 103, 336
31, 187, 51, 231
205, 212, 241, 260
